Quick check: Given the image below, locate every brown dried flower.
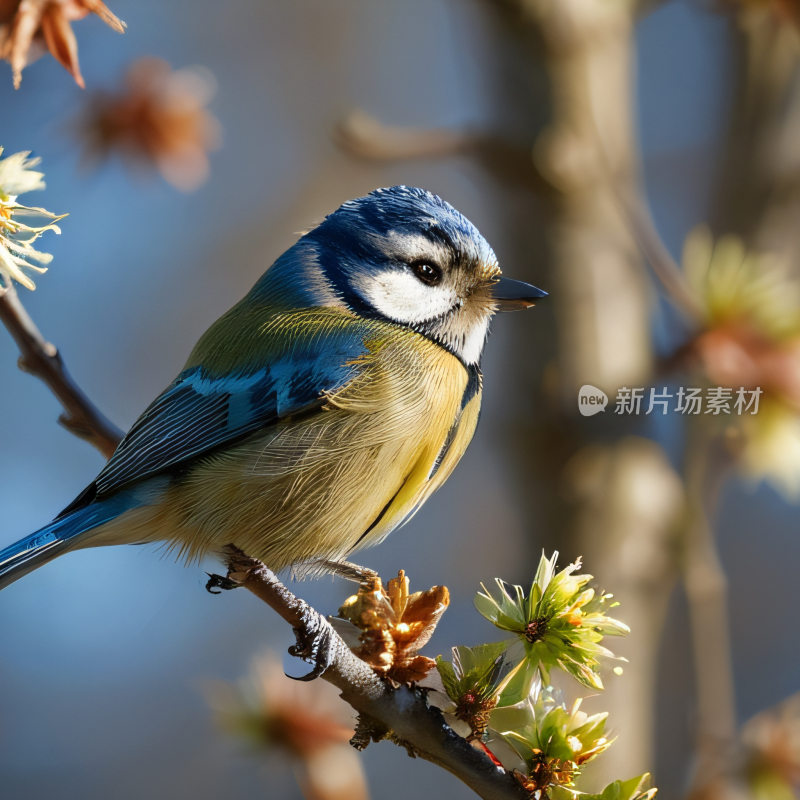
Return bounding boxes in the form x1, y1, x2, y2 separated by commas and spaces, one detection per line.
213, 655, 353, 758
337, 570, 449, 683
742, 693, 800, 798
211, 654, 368, 800
0, 0, 124, 89
75, 57, 221, 191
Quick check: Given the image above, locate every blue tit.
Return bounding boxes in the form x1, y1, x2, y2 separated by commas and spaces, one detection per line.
0, 186, 545, 590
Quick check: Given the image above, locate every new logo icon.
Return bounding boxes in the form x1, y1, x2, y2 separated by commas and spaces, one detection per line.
578, 384, 608, 416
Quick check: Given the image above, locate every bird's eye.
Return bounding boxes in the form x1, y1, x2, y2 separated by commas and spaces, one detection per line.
410, 260, 442, 286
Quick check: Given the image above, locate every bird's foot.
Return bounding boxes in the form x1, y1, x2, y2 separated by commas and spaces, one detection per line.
205, 572, 240, 594
288, 607, 337, 681
216, 544, 337, 680
315, 558, 379, 584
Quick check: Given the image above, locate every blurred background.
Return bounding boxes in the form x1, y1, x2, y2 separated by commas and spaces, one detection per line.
0, 1, 799, 798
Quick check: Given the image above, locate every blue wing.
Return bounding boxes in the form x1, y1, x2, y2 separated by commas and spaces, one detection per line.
81, 319, 370, 504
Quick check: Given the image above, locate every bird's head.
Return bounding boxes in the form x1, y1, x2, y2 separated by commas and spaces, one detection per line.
269, 186, 546, 365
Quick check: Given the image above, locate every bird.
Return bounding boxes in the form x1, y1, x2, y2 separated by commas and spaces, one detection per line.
0, 186, 545, 591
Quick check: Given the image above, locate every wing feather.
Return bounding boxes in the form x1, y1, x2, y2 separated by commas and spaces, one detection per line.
90, 313, 370, 499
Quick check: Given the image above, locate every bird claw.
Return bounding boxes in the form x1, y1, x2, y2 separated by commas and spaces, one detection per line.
211, 547, 337, 680
287, 613, 336, 681
205, 572, 240, 594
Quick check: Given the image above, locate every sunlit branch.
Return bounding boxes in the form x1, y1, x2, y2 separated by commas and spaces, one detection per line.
221, 547, 531, 800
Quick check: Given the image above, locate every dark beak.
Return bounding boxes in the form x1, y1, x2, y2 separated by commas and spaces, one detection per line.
492, 276, 548, 311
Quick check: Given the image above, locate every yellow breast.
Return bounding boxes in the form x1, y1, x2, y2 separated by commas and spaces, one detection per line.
162, 324, 481, 570
329, 327, 482, 550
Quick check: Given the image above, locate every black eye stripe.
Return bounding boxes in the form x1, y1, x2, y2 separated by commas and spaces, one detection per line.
410, 259, 442, 286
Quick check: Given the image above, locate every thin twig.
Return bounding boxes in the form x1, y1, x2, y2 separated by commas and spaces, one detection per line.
561, 20, 706, 326
615, 189, 706, 324
0, 283, 123, 457
335, 110, 478, 161
335, 110, 550, 195
222, 548, 531, 800
580, 63, 706, 324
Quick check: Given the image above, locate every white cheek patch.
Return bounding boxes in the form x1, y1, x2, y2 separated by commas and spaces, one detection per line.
359, 270, 457, 325
458, 316, 491, 365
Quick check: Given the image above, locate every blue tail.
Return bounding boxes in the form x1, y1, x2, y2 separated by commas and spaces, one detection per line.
0, 492, 137, 590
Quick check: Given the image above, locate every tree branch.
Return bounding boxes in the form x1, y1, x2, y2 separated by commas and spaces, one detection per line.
614, 188, 705, 324
335, 110, 478, 162
335, 110, 550, 195
221, 548, 531, 800
0, 283, 123, 458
